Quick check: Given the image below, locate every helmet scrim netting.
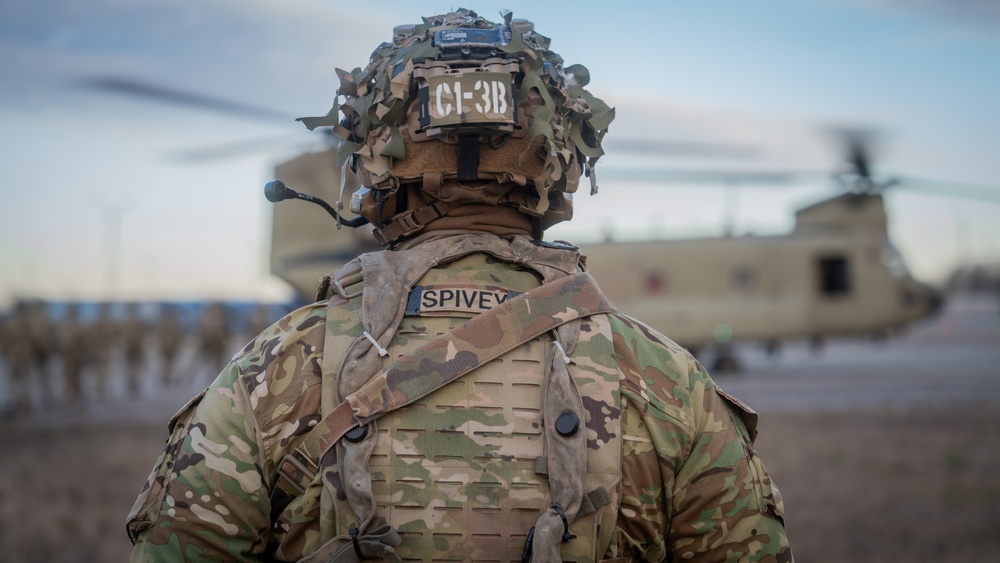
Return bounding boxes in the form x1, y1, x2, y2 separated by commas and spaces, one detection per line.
298, 8, 615, 244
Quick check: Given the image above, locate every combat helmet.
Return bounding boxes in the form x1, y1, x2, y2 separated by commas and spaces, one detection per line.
298, 8, 615, 246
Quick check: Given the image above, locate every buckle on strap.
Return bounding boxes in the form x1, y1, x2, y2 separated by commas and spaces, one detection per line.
371, 209, 422, 247
334, 276, 363, 299
332, 265, 364, 299
276, 449, 319, 495
394, 209, 423, 238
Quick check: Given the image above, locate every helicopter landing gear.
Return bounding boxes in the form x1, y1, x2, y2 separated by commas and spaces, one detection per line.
712, 350, 742, 373
809, 336, 825, 356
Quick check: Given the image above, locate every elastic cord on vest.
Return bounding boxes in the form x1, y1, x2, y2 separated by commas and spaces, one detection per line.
521, 527, 535, 563
349, 524, 362, 559
552, 504, 575, 542
520, 504, 574, 563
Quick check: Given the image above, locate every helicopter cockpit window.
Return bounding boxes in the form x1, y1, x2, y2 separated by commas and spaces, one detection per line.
817, 255, 851, 296
645, 271, 667, 295
731, 265, 757, 293
882, 245, 910, 279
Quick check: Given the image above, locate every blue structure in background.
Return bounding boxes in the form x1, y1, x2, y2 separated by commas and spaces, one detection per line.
9, 298, 304, 335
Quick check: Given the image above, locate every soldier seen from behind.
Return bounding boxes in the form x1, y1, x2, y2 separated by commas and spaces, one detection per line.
27, 300, 55, 405
195, 301, 231, 380
2, 303, 35, 415
156, 303, 184, 387
58, 302, 89, 404
245, 303, 272, 344
128, 10, 791, 561
122, 302, 148, 397
91, 301, 119, 400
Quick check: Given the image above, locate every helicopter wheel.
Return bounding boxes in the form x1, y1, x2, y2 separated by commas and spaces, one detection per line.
712, 354, 741, 373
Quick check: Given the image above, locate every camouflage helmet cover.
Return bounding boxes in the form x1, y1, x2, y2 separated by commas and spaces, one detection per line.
298, 9, 615, 238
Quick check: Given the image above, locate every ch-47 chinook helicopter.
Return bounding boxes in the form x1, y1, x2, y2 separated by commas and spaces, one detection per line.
84, 77, 994, 371
266, 133, 952, 372
578, 175, 939, 371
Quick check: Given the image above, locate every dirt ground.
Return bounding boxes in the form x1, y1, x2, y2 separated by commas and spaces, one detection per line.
2, 404, 999, 562
756, 404, 1000, 562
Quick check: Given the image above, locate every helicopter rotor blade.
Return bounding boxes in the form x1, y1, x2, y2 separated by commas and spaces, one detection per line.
891, 176, 1000, 203
76, 76, 1000, 204
76, 76, 297, 124
605, 138, 762, 159
166, 134, 308, 163
600, 165, 816, 186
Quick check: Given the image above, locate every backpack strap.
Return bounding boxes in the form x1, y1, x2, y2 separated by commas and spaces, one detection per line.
325, 271, 611, 469
271, 236, 585, 519
274, 272, 615, 561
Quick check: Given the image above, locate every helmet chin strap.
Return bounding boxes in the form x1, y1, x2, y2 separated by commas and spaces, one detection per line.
531, 216, 544, 241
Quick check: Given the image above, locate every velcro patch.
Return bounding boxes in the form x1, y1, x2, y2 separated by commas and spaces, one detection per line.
405, 285, 521, 316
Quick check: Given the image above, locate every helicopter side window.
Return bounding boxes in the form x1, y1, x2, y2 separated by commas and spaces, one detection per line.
817, 255, 851, 296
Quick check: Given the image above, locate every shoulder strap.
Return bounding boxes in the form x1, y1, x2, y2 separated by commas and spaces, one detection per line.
314, 271, 613, 462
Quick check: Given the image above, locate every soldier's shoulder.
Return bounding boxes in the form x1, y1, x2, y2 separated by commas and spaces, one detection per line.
605, 312, 713, 424
605, 312, 706, 378
235, 301, 330, 355
229, 302, 334, 420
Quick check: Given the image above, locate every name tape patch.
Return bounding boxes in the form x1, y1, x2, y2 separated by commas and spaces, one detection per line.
406, 285, 522, 316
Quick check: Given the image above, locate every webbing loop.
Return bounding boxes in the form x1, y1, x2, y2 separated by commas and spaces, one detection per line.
551, 504, 575, 542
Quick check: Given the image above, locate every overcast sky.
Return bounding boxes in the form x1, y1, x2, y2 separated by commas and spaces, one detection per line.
1, 0, 998, 307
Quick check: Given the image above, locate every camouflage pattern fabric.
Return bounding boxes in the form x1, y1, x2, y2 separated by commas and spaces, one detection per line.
127, 237, 790, 562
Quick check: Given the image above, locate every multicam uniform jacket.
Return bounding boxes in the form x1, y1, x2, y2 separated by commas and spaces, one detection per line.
127, 234, 791, 562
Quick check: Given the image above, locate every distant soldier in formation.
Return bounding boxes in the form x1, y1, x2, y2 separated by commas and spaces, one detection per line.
2, 304, 35, 414
245, 303, 271, 343
91, 302, 119, 399
27, 301, 55, 405
0, 313, 10, 411
121, 302, 147, 397
157, 304, 184, 387
196, 302, 231, 379
58, 303, 89, 403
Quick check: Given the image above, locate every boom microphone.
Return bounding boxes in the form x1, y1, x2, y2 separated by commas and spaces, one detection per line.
264, 180, 297, 202
263, 180, 368, 228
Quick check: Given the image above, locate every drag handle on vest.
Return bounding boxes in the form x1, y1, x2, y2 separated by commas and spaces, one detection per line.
264, 180, 368, 228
